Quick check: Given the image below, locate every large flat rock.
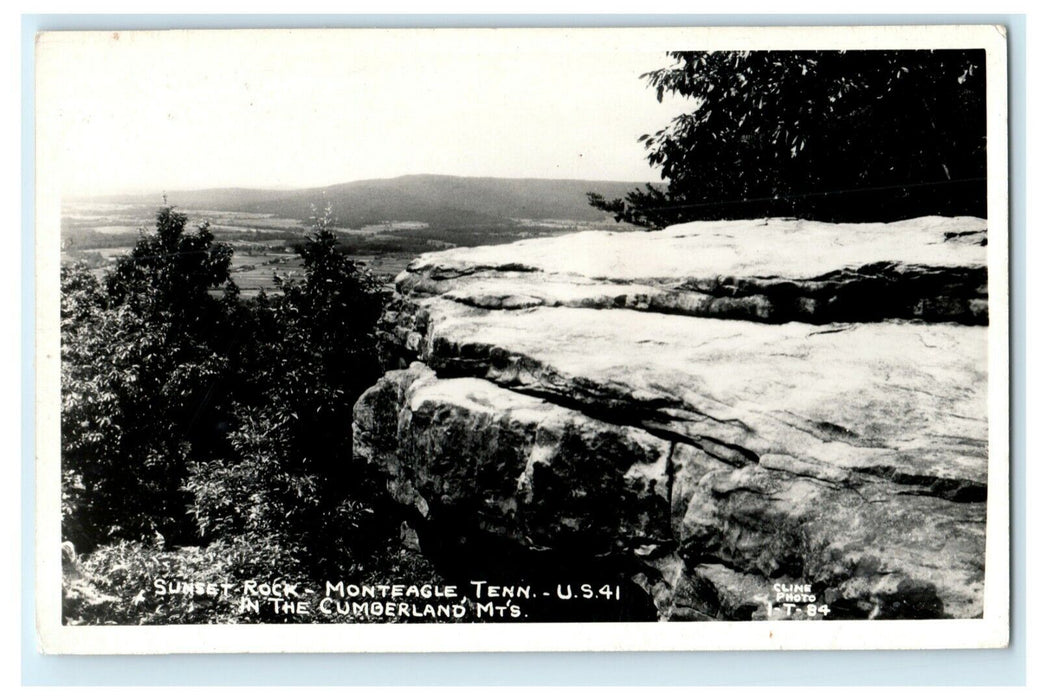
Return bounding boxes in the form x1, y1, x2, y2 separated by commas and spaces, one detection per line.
418, 301, 987, 491
397, 217, 988, 324
356, 217, 991, 621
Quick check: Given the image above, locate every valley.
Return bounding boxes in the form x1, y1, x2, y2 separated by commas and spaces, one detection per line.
61, 175, 641, 294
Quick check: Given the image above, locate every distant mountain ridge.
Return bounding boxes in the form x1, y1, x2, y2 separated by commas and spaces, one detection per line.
86, 174, 645, 228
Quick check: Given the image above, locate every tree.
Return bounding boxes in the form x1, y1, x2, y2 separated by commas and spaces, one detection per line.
61, 207, 240, 548
589, 50, 987, 226
63, 201, 391, 569
184, 205, 387, 574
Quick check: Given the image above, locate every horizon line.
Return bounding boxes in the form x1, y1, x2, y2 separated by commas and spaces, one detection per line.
64, 172, 659, 201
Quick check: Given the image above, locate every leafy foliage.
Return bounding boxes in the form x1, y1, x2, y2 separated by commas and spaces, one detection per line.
590, 50, 987, 226
61, 208, 240, 547
106, 207, 235, 310
61, 534, 446, 626
62, 537, 306, 625
257, 204, 384, 489
61, 203, 400, 623
183, 205, 387, 573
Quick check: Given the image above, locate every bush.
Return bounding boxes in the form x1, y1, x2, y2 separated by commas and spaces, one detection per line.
61, 532, 447, 625
62, 536, 306, 625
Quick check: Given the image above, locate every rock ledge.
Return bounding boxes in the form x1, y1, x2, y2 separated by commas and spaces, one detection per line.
355, 218, 989, 621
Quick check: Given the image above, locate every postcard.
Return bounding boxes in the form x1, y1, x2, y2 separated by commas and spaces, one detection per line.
34, 24, 1009, 653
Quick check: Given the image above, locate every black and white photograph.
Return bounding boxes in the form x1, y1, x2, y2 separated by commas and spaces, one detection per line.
34, 25, 1010, 653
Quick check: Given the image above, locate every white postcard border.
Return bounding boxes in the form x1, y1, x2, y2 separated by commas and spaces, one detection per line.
34, 24, 1011, 655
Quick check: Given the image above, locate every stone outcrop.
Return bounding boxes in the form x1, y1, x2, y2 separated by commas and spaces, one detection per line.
394, 216, 988, 325
354, 217, 990, 621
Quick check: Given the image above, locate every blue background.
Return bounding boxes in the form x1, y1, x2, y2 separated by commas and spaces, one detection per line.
22, 13, 1027, 686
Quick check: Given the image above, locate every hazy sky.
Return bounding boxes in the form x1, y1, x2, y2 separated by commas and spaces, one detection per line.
38, 29, 690, 197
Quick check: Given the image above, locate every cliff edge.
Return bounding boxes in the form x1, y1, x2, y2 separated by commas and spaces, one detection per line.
354, 217, 990, 621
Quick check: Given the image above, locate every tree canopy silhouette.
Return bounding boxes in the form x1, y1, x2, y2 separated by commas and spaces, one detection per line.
589, 50, 987, 226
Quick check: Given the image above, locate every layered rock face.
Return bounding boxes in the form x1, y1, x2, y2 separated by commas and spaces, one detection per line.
354, 217, 990, 621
